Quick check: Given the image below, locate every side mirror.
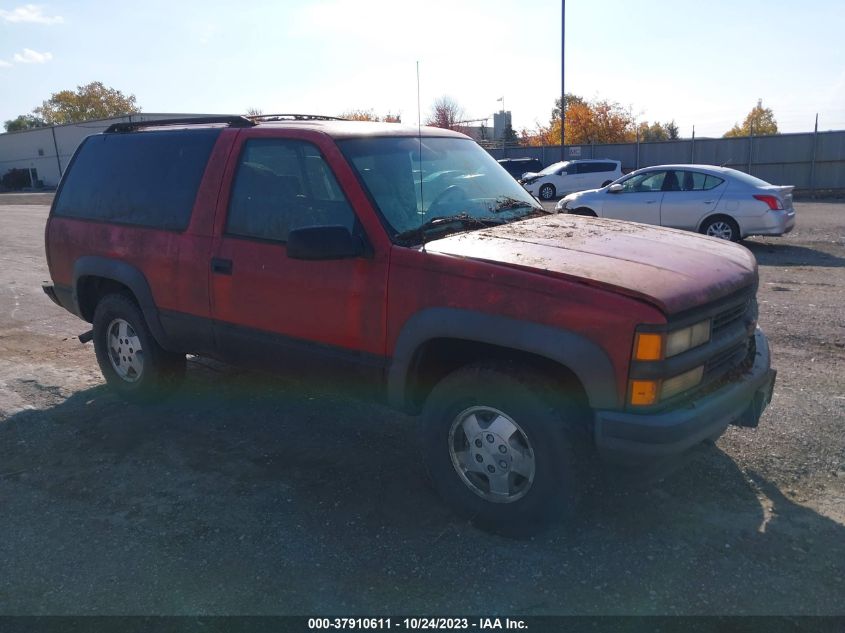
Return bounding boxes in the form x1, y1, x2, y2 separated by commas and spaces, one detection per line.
608, 183, 624, 193
287, 225, 365, 260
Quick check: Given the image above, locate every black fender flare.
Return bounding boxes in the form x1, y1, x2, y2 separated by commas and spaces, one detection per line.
387, 308, 618, 410
72, 256, 172, 349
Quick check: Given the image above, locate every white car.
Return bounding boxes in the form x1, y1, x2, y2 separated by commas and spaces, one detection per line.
556, 164, 796, 242
521, 159, 622, 200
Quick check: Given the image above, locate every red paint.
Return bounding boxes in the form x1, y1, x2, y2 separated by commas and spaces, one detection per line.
45, 121, 758, 410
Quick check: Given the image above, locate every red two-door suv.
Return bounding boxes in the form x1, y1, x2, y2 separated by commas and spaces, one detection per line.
43, 115, 776, 532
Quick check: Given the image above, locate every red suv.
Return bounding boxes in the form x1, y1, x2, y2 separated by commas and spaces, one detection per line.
43, 115, 776, 532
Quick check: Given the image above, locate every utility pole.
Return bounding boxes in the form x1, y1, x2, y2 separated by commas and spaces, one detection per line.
810, 113, 819, 198
560, 0, 566, 161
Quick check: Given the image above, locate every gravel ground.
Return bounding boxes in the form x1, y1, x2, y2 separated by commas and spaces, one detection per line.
0, 196, 843, 615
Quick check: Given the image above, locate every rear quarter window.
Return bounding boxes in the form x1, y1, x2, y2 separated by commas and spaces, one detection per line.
52, 129, 220, 230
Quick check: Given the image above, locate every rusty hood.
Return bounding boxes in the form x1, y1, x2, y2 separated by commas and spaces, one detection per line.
426, 215, 758, 315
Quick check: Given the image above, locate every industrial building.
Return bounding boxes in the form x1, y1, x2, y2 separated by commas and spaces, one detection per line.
0, 113, 209, 189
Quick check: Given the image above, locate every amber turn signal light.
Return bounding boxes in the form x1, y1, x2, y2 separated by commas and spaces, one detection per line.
629, 380, 659, 406
634, 333, 663, 361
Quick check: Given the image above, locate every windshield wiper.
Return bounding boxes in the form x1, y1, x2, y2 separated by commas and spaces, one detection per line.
489, 196, 548, 213
394, 213, 505, 245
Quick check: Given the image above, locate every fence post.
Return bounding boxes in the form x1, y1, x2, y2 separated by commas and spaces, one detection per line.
635, 129, 640, 169
747, 121, 754, 174
691, 126, 695, 163
810, 113, 819, 198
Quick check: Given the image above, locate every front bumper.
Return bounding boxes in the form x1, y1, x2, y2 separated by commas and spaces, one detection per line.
594, 328, 774, 464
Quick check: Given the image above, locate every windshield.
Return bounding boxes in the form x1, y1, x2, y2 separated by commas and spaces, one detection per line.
338, 136, 544, 242
538, 161, 567, 176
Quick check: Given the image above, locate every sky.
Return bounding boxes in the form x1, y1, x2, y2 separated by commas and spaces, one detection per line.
1, 0, 844, 138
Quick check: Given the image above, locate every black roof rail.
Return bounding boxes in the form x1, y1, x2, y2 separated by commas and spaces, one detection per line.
105, 115, 256, 133
247, 113, 347, 122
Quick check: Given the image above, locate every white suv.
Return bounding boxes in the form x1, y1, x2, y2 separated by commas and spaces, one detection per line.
521, 159, 622, 200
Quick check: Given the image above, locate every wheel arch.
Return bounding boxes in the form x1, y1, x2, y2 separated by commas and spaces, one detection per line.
388, 308, 618, 414
73, 257, 172, 349
698, 213, 743, 239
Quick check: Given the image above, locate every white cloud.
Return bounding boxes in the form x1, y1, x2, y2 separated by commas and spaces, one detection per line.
0, 59, 12, 67
12, 48, 52, 63
0, 4, 63, 24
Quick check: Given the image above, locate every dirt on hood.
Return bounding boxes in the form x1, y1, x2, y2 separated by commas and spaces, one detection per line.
426, 215, 758, 315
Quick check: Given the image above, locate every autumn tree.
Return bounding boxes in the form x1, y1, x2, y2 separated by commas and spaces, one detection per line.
523, 94, 635, 145
4, 114, 46, 132
34, 81, 140, 125
246, 107, 263, 117
339, 109, 401, 122
426, 96, 465, 131
550, 93, 587, 122
724, 100, 778, 137
566, 98, 635, 144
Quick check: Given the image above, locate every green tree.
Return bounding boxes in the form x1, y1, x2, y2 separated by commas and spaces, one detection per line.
3, 114, 46, 132
637, 121, 669, 141
666, 120, 679, 140
34, 81, 140, 125
724, 100, 778, 137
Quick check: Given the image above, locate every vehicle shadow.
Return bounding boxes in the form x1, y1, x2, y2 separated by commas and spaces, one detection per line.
1, 362, 842, 615
743, 241, 845, 268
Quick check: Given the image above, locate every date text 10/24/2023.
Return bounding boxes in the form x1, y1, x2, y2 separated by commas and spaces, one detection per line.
307, 618, 527, 630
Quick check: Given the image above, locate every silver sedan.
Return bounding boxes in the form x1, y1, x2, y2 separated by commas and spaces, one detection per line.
556, 164, 796, 242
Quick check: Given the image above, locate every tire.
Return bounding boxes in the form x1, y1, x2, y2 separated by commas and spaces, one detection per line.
700, 215, 741, 242
538, 183, 556, 200
92, 293, 185, 402
572, 207, 597, 217
419, 362, 581, 535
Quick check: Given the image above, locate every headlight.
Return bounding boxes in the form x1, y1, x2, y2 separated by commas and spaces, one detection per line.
629, 365, 705, 406
665, 320, 711, 357
633, 319, 711, 361
661, 366, 704, 400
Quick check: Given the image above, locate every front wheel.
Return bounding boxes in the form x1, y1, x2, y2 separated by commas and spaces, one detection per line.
538, 183, 556, 200
92, 293, 185, 402
701, 216, 741, 242
420, 363, 579, 534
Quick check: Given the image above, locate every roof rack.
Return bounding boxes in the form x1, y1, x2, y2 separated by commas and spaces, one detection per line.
247, 114, 347, 122
105, 115, 256, 133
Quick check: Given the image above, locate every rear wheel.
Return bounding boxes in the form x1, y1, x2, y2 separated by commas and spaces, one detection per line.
420, 363, 580, 534
92, 293, 185, 402
701, 215, 740, 242
538, 183, 556, 200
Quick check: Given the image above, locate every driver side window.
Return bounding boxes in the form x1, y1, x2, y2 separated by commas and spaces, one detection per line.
621, 171, 667, 193
226, 139, 357, 242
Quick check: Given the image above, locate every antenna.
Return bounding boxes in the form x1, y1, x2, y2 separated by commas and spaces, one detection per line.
417, 61, 426, 253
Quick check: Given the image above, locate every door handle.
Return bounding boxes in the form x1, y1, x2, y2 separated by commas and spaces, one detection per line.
646, 200, 658, 204
703, 200, 715, 204
211, 257, 233, 275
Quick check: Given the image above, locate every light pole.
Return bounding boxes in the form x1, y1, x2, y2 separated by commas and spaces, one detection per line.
560, 0, 566, 161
